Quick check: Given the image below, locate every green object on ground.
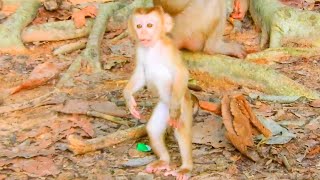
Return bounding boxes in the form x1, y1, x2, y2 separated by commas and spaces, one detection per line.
137, 143, 151, 152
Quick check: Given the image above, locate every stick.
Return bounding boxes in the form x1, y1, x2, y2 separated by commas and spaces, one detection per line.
67, 124, 147, 155
53, 39, 87, 55
0, 89, 58, 113
87, 110, 130, 126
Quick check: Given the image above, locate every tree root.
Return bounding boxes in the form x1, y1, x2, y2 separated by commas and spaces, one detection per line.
182, 51, 320, 99
0, 89, 59, 114
67, 124, 147, 155
57, 2, 122, 87
0, 0, 40, 53
53, 39, 87, 55
22, 19, 94, 43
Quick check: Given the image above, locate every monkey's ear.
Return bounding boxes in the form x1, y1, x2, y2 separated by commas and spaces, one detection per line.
163, 13, 173, 33
127, 15, 137, 40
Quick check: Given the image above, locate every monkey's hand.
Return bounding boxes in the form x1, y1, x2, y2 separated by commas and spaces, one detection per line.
126, 96, 141, 119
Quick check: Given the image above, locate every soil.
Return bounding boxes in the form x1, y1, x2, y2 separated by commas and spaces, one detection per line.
0, 3, 319, 180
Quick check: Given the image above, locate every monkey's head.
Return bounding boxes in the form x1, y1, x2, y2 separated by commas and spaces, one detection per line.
128, 6, 173, 47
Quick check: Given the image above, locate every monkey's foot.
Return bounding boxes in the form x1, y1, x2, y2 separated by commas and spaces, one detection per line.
145, 160, 170, 174
164, 168, 191, 180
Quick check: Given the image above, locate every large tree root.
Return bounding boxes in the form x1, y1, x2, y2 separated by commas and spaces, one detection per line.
67, 124, 147, 155
0, 0, 40, 53
246, 47, 320, 64
250, 0, 320, 49
20, 0, 152, 43
0, 89, 59, 114
57, 2, 122, 87
182, 51, 320, 99
22, 19, 94, 42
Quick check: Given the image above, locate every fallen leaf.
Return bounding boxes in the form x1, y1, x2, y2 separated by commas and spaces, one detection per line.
33, 7, 72, 25
221, 95, 236, 134
237, 95, 272, 138
122, 156, 157, 167
192, 118, 229, 148
9, 62, 63, 94
11, 156, 59, 177
59, 99, 127, 117
305, 117, 320, 131
257, 117, 296, 144
307, 145, 320, 157
226, 133, 259, 161
72, 5, 97, 28
310, 99, 320, 108
230, 97, 253, 146
199, 101, 221, 115
68, 115, 95, 137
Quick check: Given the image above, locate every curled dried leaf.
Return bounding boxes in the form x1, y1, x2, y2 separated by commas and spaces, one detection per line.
221, 95, 236, 135
236, 95, 272, 138
230, 97, 253, 147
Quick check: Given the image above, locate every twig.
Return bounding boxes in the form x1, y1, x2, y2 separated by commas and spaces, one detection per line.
0, 89, 58, 113
53, 39, 87, 55
87, 110, 130, 126
67, 124, 147, 154
280, 154, 292, 171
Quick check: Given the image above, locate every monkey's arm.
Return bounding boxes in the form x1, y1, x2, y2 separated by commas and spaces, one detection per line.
123, 54, 146, 119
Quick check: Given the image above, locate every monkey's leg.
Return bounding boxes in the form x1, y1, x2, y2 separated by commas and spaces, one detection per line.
203, 18, 246, 59
165, 94, 193, 179
145, 102, 171, 173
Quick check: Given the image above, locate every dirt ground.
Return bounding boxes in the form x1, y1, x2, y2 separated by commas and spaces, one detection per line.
0, 3, 320, 180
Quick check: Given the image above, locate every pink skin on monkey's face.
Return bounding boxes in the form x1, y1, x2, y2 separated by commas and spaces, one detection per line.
133, 12, 162, 47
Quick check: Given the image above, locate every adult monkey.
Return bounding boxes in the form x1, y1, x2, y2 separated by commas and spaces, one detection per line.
153, 0, 247, 58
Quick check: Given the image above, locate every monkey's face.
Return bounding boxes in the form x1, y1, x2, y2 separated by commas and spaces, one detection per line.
133, 13, 162, 47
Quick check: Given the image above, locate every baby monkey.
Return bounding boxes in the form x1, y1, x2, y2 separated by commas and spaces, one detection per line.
123, 6, 193, 180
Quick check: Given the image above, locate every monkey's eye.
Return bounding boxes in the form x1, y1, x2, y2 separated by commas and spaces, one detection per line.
147, 23, 153, 28
136, 24, 142, 29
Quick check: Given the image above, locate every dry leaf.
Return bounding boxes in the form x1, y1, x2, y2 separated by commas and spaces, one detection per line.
72, 5, 97, 28
69, 115, 95, 137
226, 133, 259, 161
237, 95, 272, 138
12, 156, 59, 177
199, 101, 221, 115
310, 99, 320, 108
10, 62, 62, 94
33, 7, 72, 25
307, 145, 320, 157
221, 95, 236, 134
59, 99, 127, 117
192, 119, 229, 148
230, 97, 253, 147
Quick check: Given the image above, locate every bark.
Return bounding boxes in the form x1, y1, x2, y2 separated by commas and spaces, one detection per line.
250, 0, 320, 49
0, 0, 40, 53
182, 51, 320, 99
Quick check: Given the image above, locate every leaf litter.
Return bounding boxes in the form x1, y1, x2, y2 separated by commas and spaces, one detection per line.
0, 1, 320, 178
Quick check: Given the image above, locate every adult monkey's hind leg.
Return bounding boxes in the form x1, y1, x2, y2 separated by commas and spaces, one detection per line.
204, 1, 246, 58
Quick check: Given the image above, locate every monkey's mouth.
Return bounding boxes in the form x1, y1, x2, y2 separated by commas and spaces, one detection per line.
140, 39, 152, 46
